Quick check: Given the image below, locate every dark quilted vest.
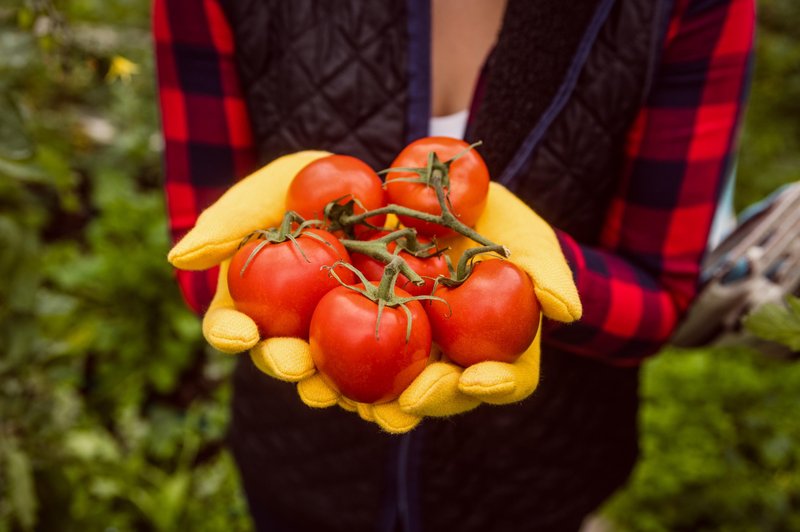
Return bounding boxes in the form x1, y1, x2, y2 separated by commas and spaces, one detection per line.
220, 1, 672, 530
221, 0, 411, 170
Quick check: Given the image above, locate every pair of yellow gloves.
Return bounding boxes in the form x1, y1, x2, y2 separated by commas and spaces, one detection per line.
168, 151, 582, 433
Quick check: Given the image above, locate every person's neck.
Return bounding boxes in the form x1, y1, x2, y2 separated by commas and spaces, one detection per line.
430, 0, 507, 117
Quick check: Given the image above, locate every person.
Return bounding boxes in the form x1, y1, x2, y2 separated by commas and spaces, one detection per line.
153, 0, 755, 530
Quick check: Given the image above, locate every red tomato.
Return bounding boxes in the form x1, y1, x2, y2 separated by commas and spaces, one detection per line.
350, 231, 449, 296
228, 228, 355, 339
385, 137, 489, 238
310, 284, 432, 404
425, 259, 540, 366
286, 154, 386, 232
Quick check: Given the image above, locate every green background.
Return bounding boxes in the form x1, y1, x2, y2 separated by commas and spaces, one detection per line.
1, 0, 798, 530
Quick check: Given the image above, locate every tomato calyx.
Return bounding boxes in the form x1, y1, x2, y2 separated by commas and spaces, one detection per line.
327, 256, 446, 341
322, 195, 381, 236
377, 140, 483, 190
433, 244, 511, 291
377, 150, 472, 235
237, 211, 331, 276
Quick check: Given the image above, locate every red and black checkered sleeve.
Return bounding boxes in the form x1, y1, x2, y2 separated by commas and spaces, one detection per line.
153, 0, 257, 314
546, 0, 755, 365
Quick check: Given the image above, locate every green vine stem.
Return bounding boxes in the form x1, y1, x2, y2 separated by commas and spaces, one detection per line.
333, 146, 509, 254
375, 256, 403, 301
453, 244, 509, 283
339, 228, 426, 287
336, 191, 500, 250
237, 211, 328, 275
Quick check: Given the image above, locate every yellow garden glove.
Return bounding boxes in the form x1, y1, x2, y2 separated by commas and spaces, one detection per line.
169, 151, 579, 431
168, 151, 329, 271
397, 182, 582, 416
168, 149, 329, 378
167, 151, 331, 384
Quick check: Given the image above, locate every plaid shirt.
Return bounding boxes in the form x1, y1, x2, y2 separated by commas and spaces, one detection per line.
154, 0, 755, 366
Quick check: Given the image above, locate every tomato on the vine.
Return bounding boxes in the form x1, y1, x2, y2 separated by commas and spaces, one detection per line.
228, 228, 355, 339
286, 154, 386, 232
425, 259, 540, 366
309, 284, 432, 404
350, 231, 449, 296
385, 137, 489, 238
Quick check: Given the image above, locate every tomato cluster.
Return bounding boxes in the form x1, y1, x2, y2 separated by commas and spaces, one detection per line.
227, 137, 541, 404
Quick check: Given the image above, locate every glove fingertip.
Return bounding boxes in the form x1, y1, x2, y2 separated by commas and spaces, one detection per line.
297, 375, 339, 408
459, 359, 541, 405
169, 239, 239, 271
400, 375, 456, 413
249, 350, 277, 378
256, 337, 315, 382
338, 397, 358, 412
376, 417, 420, 434
399, 364, 481, 417
536, 286, 582, 322
373, 404, 421, 434
458, 363, 517, 397
356, 403, 375, 422
203, 309, 260, 354
458, 379, 516, 397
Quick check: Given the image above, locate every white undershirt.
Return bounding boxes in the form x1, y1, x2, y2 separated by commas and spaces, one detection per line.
429, 109, 469, 141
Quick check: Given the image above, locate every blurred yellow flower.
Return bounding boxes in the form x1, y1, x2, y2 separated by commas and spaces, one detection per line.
105, 55, 139, 83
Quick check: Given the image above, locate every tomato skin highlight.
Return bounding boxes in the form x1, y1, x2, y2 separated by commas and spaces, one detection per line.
286, 154, 386, 232
350, 231, 449, 296
310, 285, 432, 404
426, 260, 541, 366
227, 228, 355, 339
385, 137, 490, 238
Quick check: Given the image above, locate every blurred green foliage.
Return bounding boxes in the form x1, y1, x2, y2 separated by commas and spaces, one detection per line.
604, 341, 800, 532
745, 296, 800, 352
602, 1, 800, 527
0, 0, 798, 530
736, 0, 800, 208
0, 0, 249, 530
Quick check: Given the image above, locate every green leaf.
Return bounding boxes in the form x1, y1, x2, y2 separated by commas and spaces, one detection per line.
0, 94, 33, 160
744, 296, 800, 351
127, 468, 190, 532
0, 30, 36, 72
3, 440, 38, 531
787, 295, 800, 316
64, 429, 121, 462
0, 158, 48, 182
16, 8, 35, 30
158, 473, 190, 530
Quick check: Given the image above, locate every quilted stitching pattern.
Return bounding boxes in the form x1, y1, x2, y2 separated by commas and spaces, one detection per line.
226, 0, 408, 170
473, 0, 658, 244
525, 0, 654, 241
420, 346, 639, 532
